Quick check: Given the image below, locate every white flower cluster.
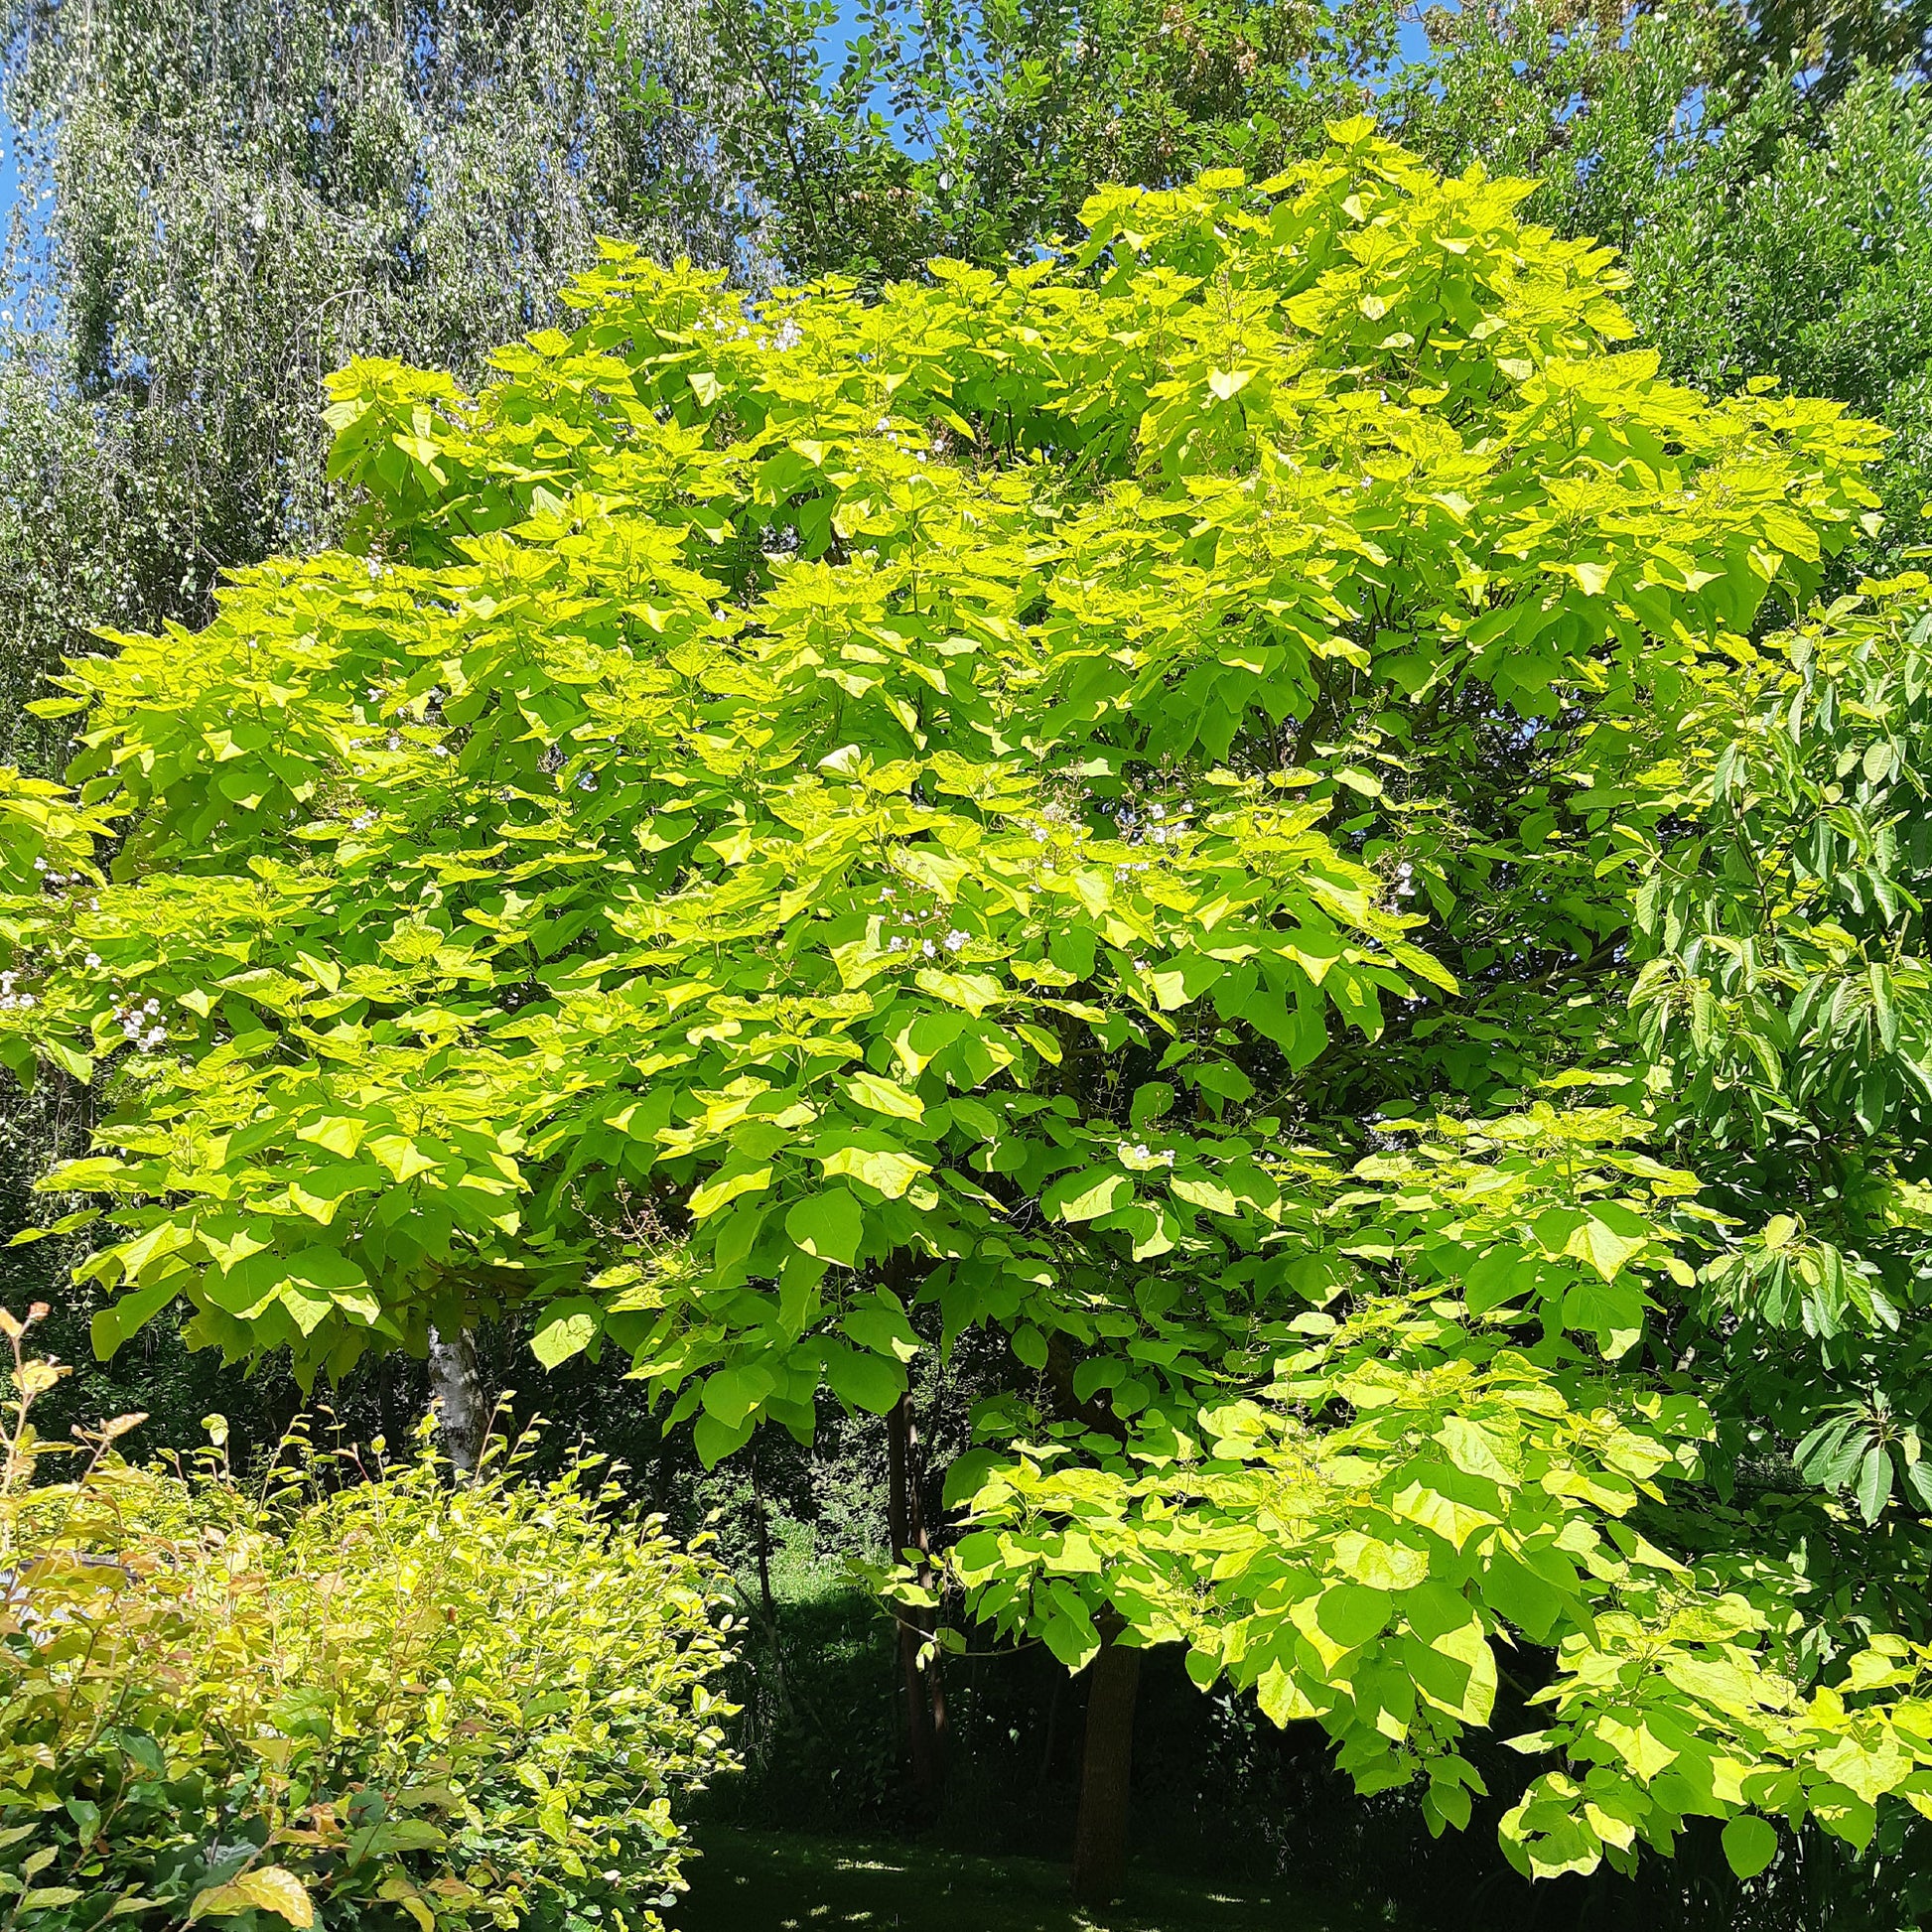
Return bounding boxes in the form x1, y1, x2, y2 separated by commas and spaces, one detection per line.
0, 970, 35, 1013
1114, 799, 1194, 848
1117, 1140, 1176, 1168
887, 929, 970, 958
31, 856, 78, 889
112, 998, 167, 1051
872, 882, 972, 962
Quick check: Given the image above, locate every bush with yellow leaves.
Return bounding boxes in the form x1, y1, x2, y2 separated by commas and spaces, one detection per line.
0, 1305, 738, 1932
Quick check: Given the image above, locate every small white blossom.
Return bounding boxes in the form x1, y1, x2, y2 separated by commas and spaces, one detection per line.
83, 953, 101, 969
944, 929, 968, 952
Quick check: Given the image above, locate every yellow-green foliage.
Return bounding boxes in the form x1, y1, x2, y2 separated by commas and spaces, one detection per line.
0, 772, 111, 905
0, 118, 1879, 1402
0, 118, 1920, 1888
940, 1109, 1932, 1881
0, 1309, 737, 1932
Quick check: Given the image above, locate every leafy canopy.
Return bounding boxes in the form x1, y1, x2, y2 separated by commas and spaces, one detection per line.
2, 120, 1918, 1880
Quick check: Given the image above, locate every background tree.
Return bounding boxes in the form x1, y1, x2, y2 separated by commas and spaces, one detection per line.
706, 0, 1409, 282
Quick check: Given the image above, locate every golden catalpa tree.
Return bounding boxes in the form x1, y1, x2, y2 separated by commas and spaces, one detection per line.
6, 119, 1929, 1897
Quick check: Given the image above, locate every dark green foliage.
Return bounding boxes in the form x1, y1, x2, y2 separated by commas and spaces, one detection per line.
1724, 0, 1932, 103
1630, 594, 1932, 1574
707, 0, 1408, 282
1622, 71, 1932, 572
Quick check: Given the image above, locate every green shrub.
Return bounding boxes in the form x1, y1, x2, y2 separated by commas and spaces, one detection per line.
0, 1305, 739, 1932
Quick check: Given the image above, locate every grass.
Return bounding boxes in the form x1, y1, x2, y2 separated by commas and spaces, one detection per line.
674, 1826, 1401, 1932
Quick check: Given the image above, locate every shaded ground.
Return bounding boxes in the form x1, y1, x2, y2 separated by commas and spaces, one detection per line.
675, 1826, 1403, 1932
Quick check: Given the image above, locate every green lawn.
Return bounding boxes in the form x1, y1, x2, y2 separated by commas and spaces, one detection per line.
674, 1827, 1399, 1932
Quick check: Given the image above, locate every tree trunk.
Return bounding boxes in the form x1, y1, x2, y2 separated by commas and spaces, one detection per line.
1070, 1630, 1143, 1908
886, 1392, 947, 1807
427, 1323, 484, 1474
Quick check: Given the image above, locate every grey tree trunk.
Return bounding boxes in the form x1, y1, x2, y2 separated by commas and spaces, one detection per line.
427, 1323, 485, 1474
